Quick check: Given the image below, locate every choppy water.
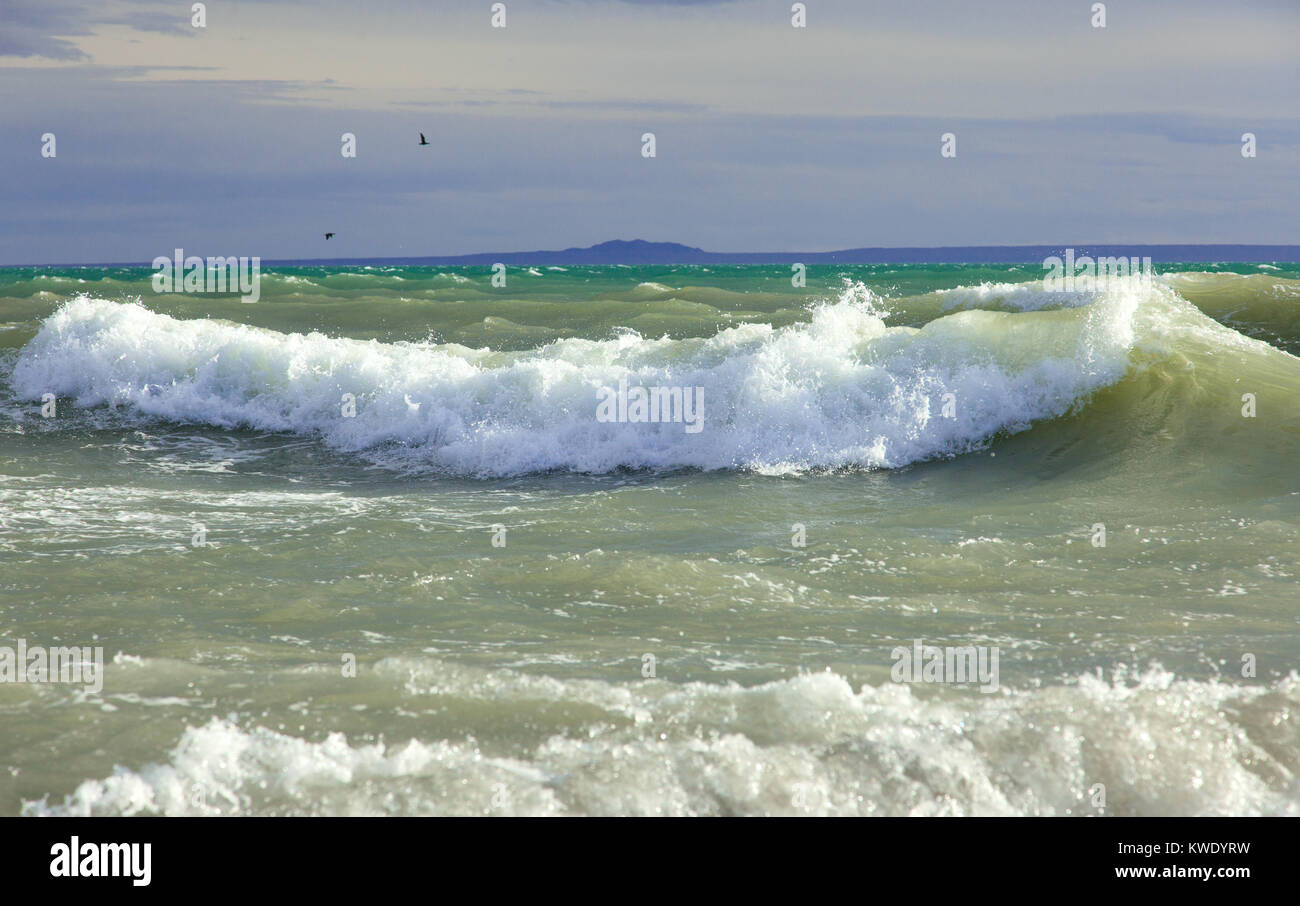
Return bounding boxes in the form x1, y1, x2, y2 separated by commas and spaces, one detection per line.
1, 263, 1297, 815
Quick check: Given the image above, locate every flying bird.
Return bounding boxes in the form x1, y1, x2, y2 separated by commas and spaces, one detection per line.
419, 132, 429, 146
324, 233, 334, 240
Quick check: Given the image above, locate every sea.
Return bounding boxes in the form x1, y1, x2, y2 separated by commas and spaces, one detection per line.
1, 260, 1297, 815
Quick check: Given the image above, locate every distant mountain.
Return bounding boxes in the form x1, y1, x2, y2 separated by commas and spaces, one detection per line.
400, 239, 716, 266
268, 240, 1300, 267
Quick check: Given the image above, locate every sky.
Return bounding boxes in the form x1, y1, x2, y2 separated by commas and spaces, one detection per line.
1, 0, 1297, 264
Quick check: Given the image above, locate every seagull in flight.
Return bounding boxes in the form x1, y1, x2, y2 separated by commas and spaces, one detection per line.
419, 132, 429, 146
324, 232, 335, 240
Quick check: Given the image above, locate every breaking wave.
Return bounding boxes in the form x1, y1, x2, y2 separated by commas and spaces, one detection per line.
11, 277, 1294, 476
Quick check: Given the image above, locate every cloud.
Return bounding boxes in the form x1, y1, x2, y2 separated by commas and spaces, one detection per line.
0, 0, 206, 60
107, 12, 198, 36
0, 1, 93, 60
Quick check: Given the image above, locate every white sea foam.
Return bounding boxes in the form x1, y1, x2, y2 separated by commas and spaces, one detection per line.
933, 280, 1126, 312
13, 281, 1162, 476
23, 665, 1300, 816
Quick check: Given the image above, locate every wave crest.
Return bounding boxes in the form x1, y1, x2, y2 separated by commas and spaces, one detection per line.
22, 665, 1300, 816
9, 281, 1185, 476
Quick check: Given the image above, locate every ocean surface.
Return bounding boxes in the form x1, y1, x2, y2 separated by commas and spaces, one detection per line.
1, 262, 1297, 816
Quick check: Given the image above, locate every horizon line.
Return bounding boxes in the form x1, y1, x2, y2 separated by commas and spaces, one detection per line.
5, 240, 1300, 269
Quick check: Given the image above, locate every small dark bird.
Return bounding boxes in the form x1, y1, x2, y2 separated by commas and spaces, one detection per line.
324, 233, 334, 240
419, 132, 429, 146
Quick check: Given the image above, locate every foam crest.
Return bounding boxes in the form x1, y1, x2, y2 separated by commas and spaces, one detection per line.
13, 284, 1148, 475
24, 666, 1300, 816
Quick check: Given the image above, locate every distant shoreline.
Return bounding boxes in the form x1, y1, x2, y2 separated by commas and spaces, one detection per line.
6, 240, 1300, 269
